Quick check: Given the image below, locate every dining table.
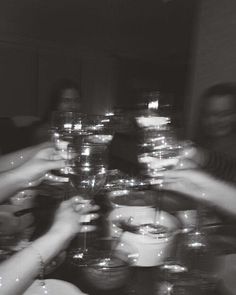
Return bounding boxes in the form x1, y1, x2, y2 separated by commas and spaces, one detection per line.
34, 186, 236, 295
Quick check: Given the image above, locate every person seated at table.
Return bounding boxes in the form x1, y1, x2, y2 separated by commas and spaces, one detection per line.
32, 78, 81, 144
184, 84, 236, 187
195, 83, 236, 159
0, 142, 98, 294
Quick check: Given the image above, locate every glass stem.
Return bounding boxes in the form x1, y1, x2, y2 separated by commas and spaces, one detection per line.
83, 231, 87, 252
154, 182, 163, 225
196, 202, 204, 232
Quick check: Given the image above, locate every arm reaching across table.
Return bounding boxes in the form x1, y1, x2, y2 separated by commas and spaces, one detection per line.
163, 168, 236, 216
0, 142, 53, 173
0, 144, 66, 203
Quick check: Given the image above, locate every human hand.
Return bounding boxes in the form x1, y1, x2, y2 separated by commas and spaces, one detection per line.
175, 144, 208, 170
161, 168, 210, 198
162, 167, 236, 216
0, 141, 53, 173
138, 142, 201, 174
50, 196, 100, 238
13, 146, 67, 188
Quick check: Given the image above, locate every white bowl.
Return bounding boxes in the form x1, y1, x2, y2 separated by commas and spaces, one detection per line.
108, 190, 157, 228
108, 208, 180, 267
109, 190, 156, 208
23, 279, 86, 295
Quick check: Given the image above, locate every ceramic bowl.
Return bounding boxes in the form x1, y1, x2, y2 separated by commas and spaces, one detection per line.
23, 279, 85, 295
109, 208, 180, 267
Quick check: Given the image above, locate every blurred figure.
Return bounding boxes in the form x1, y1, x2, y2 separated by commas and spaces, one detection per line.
195, 83, 236, 158
0, 79, 81, 153
44, 78, 81, 118
32, 78, 81, 144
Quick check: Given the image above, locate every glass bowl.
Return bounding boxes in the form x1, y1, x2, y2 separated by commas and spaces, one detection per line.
67, 237, 138, 290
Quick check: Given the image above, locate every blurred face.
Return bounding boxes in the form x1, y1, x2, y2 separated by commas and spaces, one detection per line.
57, 88, 80, 111
202, 95, 236, 137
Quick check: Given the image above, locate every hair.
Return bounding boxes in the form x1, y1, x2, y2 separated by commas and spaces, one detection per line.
195, 82, 236, 144
201, 83, 236, 103
43, 78, 80, 121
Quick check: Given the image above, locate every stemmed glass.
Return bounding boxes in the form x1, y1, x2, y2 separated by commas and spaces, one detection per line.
69, 162, 107, 261
135, 113, 193, 275
70, 142, 108, 203
175, 145, 209, 270
45, 110, 89, 202
50, 110, 85, 177
137, 119, 183, 223
68, 115, 113, 264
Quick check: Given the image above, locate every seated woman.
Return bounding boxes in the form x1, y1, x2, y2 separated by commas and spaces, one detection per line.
0, 143, 98, 295
32, 79, 81, 144
195, 83, 236, 159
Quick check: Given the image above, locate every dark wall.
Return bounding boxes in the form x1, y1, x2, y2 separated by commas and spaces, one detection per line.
188, 0, 236, 136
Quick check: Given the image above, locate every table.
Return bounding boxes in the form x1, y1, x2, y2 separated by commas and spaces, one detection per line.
37, 188, 236, 294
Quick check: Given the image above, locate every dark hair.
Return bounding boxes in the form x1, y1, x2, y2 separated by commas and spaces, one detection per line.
195, 82, 236, 144
44, 79, 80, 121
201, 83, 236, 103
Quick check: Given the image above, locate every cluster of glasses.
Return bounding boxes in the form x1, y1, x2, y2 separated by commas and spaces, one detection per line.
50, 110, 114, 185
49, 110, 142, 291
50, 109, 144, 198
49, 103, 217, 293
136, 112, 182, 184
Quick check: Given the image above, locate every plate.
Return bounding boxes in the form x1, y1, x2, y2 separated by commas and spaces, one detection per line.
23, 279, 87, 295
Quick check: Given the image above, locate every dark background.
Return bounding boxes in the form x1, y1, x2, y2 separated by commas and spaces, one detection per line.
0, 0, 197, 117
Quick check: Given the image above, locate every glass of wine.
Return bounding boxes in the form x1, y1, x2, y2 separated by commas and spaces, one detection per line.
68, 141, 108, 264
50, 110, 86, 178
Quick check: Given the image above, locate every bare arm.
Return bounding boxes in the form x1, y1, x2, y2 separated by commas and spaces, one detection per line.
0, 229, 72, 295
0, 146, 65, 203
0, 142, 52, 173
163, 169, 236, 216
0, 197, 98, 295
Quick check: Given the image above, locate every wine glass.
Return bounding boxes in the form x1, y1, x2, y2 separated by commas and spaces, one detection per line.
67, 237, 138, 293
50, 110, 86, 178
68, 141, 108, 264
82, 114, 115, 146
135, 113, 190, 273
175, 144, 209, 257
137, 125, 183, 224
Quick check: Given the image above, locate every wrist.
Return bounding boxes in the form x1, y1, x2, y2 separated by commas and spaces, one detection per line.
9, 167, 31, 190
28, 234, 68, 269
2, 168, 26, 192
32, 229, 74, 264
47, 224, 76, 243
